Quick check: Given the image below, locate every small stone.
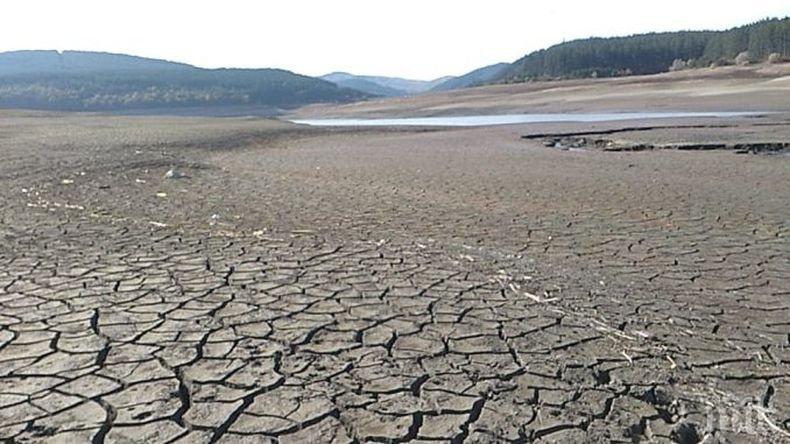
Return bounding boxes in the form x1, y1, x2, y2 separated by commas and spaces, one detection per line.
164, 169, 185, 179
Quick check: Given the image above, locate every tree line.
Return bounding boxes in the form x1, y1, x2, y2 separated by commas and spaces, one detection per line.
0, 53, 369, 112
499, 17, 790, 82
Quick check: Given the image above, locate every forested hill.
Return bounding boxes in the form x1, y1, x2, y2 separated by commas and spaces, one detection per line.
499, 17, 790, 82
0, 51, 369, 112
430, 63, 510, 92
0, 50, 193, 75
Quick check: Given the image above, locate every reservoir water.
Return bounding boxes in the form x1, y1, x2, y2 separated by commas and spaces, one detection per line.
291, 112, 759, 127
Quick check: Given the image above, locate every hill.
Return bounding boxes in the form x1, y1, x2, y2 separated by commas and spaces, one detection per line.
320, 73, 406, 97
321, 72, 452, 96
0, 50, 193, 75
499, 17, 790, 82
0, 51, 370, 113
430, 63, 510, 91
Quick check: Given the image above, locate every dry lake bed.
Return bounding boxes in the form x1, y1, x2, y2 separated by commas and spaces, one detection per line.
1, 107, 789, 442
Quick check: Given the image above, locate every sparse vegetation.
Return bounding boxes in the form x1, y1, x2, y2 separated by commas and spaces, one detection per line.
669, 59, 689, 72
768, 52, 784, 63
734, 51, 752, 66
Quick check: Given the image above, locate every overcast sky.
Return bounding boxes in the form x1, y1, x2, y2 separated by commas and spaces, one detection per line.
2, 1, 788, 80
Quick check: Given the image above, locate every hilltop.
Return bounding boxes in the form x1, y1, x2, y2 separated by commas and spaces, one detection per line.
0, 51, 369, 114
498, 17, 790, 82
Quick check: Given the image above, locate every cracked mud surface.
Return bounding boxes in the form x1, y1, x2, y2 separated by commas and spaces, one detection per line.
1, 111, 789, 442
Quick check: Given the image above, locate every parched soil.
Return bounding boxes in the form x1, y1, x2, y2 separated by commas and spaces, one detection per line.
0, 111, 789, 443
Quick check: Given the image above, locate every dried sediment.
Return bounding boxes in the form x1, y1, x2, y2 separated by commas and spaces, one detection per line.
1, 112, 788, 443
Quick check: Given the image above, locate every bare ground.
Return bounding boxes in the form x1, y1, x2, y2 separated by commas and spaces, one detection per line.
292, 64, 790, 118
0, 109, 789, 443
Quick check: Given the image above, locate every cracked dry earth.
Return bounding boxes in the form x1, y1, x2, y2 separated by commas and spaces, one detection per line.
1, 112, 789, 443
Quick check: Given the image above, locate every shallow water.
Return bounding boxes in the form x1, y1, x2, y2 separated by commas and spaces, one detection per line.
291, 112, 759, 127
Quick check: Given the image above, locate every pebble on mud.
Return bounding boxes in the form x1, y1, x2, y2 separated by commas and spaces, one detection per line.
164, 169, 186, 179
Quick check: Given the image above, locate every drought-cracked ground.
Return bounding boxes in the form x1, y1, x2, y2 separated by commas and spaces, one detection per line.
0, 111, 789, 443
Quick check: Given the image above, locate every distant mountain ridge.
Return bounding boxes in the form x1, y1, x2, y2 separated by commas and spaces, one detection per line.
4, 17, 786, 115
0, 51, 369, 113
320, 72, 452, 96
430, 63, 510, 91
319, 73, 407, 97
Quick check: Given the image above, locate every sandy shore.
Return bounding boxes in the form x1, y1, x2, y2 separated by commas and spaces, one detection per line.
1, 108, 789, 442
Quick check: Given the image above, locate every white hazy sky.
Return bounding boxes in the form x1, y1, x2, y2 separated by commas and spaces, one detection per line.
2, 1, 788, 80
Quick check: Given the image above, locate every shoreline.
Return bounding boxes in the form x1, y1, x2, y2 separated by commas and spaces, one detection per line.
291, 64, 790, 119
